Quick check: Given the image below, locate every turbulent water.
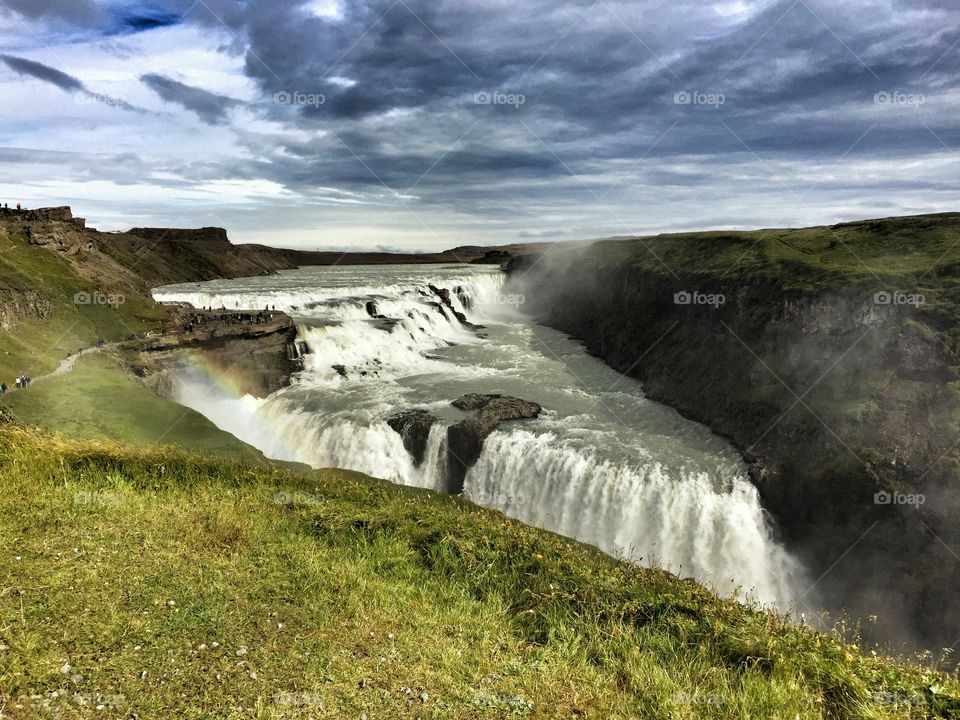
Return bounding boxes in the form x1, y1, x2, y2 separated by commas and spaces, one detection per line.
154, 264, 805, 607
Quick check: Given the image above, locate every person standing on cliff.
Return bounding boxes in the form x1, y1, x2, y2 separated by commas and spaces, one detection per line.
16, 202, 21, 210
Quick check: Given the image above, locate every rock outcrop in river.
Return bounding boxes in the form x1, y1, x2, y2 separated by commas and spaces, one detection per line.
388, 394, 542, 494
386, 409, 439, 467
447, 394, 542, 494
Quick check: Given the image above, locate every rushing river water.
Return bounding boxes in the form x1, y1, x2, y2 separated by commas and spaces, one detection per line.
154, 264, 805, 607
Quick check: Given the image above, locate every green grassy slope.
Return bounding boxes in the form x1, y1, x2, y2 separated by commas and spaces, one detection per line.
1, 352, 261, 459
596, 213, 960, 284
0, 425, 958, 719
0, 226, 164, 382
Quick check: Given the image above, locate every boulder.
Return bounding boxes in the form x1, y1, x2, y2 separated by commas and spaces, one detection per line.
387, 409, 440, 467
365, 300, 387, 319
446, 394, 541, 493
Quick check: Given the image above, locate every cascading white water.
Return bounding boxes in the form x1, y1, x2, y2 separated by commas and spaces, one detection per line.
466, 431, 798, 603
154, 264, 806, 608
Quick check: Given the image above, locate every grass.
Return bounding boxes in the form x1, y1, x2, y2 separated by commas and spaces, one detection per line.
0, 352, 262, 459
0, 226, 164, 382
0, 424, 958, 718
593, 213, 960, 286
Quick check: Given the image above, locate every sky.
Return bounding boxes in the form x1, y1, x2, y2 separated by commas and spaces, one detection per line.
0, 0, 957, 251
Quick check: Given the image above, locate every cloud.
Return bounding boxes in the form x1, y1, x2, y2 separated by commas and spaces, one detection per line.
140, 73, 242, 124
0, 54, 84, 92
0, 53, 145, 113
0, 0, 104, 27
119, 9, 183, 32
1, 0, 960, 248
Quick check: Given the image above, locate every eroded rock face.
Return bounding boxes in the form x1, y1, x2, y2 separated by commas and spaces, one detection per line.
386, 409, 439, 467
446, 394, 541, 493
428, 284, 479, 329
137, 309, 301, 398
0, 289, 54, 331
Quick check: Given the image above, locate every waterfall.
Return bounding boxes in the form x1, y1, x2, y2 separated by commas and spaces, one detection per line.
465, 430, 801, 606
154, 264, 806, 609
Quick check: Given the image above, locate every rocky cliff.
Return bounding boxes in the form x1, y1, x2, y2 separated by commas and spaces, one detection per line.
507, 213, 960, 653
136, 308, 305, 399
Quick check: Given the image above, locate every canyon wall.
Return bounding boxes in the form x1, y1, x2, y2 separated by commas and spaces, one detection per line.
506, 215, 960, 652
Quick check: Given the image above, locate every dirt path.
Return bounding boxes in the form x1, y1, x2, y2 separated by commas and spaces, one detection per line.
34, 342, 121, 383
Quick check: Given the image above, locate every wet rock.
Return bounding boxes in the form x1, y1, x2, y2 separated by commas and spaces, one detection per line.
332, 364, 348, 379
454, 285, 472, 310
428, 285, 480, 329
387, 410, 440, 466
447, 394, 542, 494
365, 300, 387, 319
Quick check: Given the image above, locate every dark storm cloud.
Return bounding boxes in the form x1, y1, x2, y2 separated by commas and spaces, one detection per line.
0, 0, 104, 27
0, 54, 145, 112
120, 9, 183, 32
0, 54, 84, 92
161, 0, 950, 203
140, 73, 242, 124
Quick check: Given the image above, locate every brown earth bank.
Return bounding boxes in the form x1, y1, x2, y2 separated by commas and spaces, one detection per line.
504, 214, 960, 655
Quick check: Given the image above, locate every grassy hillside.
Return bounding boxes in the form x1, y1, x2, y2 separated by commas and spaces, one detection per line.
0, 225, 163, 382
593, 213, 960, 285
1, 352, 262, 459
1, 424, 958, 718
